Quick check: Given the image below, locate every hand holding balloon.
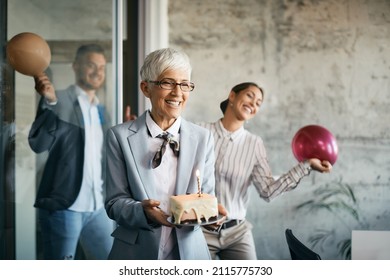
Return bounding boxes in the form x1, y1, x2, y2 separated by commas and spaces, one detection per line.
34, 74, 57, 103
307, 158, 332, 173
292, 125, 338, 168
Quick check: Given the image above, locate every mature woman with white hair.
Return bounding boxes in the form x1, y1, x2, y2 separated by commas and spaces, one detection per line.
105, 48, 227, 260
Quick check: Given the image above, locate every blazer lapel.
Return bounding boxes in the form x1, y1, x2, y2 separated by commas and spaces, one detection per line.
66, 86, 84, 129
126, 112, 157, 199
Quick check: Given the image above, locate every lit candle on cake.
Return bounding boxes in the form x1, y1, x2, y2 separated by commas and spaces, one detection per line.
196, 169, 202, 197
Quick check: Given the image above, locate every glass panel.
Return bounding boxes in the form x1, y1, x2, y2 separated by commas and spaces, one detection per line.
7, 0, 122, 259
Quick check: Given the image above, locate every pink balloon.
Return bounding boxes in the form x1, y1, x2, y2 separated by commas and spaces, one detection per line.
6, 32, 51, 76
292, 125, 338, 165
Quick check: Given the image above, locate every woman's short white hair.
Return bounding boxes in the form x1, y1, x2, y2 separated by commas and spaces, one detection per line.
140, 48, 192, 81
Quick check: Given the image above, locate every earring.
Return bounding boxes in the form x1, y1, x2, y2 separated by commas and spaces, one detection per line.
230, 102, 233, 107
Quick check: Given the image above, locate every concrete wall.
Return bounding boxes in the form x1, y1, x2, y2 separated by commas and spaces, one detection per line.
169, 0, 390, 259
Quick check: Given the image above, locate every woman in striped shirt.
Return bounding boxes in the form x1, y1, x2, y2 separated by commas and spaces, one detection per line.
199, 82, 332, 260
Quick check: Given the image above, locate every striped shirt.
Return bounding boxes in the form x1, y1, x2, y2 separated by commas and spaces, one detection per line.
198, 120, 311, 220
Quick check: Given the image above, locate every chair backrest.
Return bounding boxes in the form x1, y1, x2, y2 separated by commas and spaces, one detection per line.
285, 228, 321, 260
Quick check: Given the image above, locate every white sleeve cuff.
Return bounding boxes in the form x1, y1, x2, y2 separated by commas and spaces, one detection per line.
45, 99, 58, 106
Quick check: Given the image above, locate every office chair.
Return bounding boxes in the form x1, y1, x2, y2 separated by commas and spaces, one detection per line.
285, 228, 321, 260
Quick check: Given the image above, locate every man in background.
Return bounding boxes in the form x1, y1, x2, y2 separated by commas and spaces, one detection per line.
28, 44, 113, 260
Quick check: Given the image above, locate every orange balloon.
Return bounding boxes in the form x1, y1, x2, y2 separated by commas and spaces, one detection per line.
6, 32, 51, 76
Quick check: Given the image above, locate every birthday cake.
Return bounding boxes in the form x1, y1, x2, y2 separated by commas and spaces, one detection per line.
170, 193, 218, 224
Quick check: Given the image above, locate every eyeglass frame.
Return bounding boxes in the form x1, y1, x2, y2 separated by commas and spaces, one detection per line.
147, 78, 195, 92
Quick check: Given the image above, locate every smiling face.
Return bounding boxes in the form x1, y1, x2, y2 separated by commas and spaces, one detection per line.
141, 68, 191, 130
229, 85, 263, 121
73, 52, 106, 93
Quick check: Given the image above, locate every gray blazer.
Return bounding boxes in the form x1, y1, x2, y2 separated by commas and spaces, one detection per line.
29, 85, 110, 210
105, 111, 216, 260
